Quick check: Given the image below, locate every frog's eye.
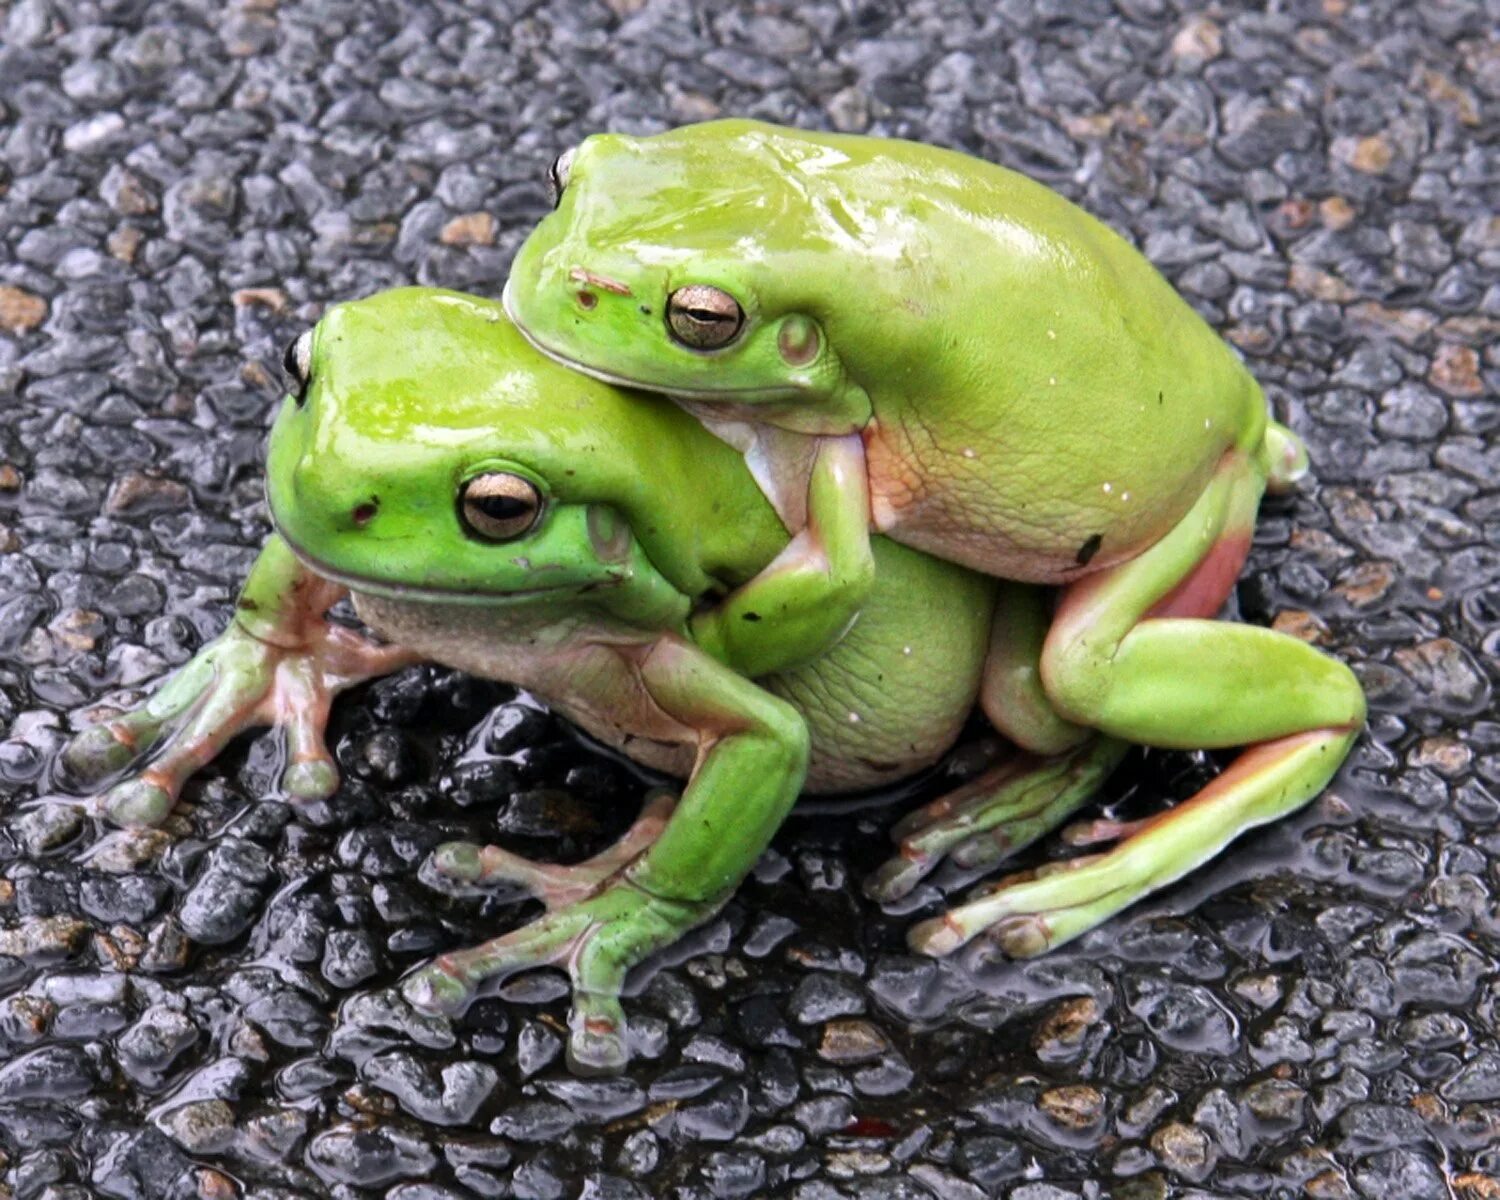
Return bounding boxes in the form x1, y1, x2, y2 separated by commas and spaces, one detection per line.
545, 147, 575, 209
459, 473, 544, 542
282, 331, 312, 405
666, 285, 745, 350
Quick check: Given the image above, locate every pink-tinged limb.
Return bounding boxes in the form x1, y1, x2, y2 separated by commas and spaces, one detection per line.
909, 726, 1358, 958
425, 790, 677, 908
909, 450, 1365, 958
65, 535, 421, 827
864, 737, 1126, 903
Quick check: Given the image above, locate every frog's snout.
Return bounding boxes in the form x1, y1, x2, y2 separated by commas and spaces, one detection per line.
290, 454, 383, 536
568, 266, 632, 313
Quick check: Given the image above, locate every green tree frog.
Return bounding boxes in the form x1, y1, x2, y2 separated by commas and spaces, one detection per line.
64, 288, 1363, 1074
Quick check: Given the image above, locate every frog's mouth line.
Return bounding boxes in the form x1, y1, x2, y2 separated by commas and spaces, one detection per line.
273, 521, 614, 608
501, 278, 773, 402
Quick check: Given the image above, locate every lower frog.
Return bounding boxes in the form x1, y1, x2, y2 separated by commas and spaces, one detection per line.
64, 287, 1364, 1074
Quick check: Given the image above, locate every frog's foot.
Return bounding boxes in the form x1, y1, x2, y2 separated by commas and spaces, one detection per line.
423, 791, 677, 908
909, 726, 1357, 958
403, 867, 721, 1075
63, 621, 418, 828
864, 738, 1127, 904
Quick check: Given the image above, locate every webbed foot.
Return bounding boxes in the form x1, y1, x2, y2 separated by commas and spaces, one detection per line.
64, 616, 417, 828
421, 791, 676, 906
864, 738, 1127, 903
404, 792, 715, 1076
909, 727, 1357, 958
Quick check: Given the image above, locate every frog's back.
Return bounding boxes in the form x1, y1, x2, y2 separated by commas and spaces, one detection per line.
720, 122, 1272, 583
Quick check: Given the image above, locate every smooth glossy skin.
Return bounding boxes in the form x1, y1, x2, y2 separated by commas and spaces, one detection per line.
65, 287, 1363, 1076
507, 119, 1306, 582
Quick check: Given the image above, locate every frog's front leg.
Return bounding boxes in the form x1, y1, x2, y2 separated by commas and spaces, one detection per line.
690, 434, 875, 677
62, 535, 421, 826
403, 635, 810, 1075
911, 450, 1365, 958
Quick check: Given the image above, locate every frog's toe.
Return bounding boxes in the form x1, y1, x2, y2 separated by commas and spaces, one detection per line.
906, 913, 968, 958
283, 758, 339, 803
421, 841, 491, 896
421, 840, 561, 901
566, 990, 630, 1076
863, 852, 935, 904
401, 962, 475, 1017
948, 828, 1018, 871
985, 914, 1055, 958
98, 776, 175, 828
432, 841, 484, 881
62, 723, 143, 781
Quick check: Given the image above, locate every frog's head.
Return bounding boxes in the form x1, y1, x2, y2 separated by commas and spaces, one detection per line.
264, 287, 688, 620
505, 120, 875, 434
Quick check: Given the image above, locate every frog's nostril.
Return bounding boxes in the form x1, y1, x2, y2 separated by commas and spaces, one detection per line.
576, 290, 597, 311
351, 500, 378, 527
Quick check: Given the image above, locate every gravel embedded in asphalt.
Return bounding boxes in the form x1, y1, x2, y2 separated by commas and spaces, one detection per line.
1, 1, 1498, 1197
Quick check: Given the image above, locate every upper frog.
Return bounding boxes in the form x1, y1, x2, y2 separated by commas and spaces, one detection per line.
504, 118, 1286, 584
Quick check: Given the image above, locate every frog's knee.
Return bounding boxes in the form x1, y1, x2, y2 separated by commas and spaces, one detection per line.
1037, 637, 1111, 728
758, 696, 812, 778
978, 685, 1090, 757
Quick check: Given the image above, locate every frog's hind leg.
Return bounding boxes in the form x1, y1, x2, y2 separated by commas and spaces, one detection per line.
864, 737, 1127, 903
910, 450, 1365, 958
423, 790, 677, 908
866, 578, 1126, 904
911, 726, 1357, 956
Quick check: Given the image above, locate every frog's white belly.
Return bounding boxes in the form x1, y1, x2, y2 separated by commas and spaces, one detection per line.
350, 591, 701, 780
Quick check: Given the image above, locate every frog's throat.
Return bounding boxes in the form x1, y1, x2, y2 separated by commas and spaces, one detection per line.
272, 523, 621, 608
502, 277, 781, 402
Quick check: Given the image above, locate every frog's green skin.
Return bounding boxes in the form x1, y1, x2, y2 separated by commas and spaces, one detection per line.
64, 288, 1363, 1076
505, 118, 1311, 678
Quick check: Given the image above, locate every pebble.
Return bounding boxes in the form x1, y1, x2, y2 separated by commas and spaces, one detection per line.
362, 1051, 500, 1125
155, 1098, 236, 1154
817, 1018, 890, 1063
305, 1123, 437, 1188
788, 974, 866, 1025
1150, 1121, 1215, 1182
0, 285, 48, 333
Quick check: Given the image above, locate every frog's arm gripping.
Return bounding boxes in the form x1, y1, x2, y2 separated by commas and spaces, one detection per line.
405, 634, 810, 1074
691, 435, 875, 677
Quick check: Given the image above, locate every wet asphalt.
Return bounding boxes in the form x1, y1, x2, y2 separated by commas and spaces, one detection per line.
0, 1, 1497, 1197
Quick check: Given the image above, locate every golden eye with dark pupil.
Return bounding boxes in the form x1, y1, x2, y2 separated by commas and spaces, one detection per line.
666, 285, 744, 349
460, 473, 543, 541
